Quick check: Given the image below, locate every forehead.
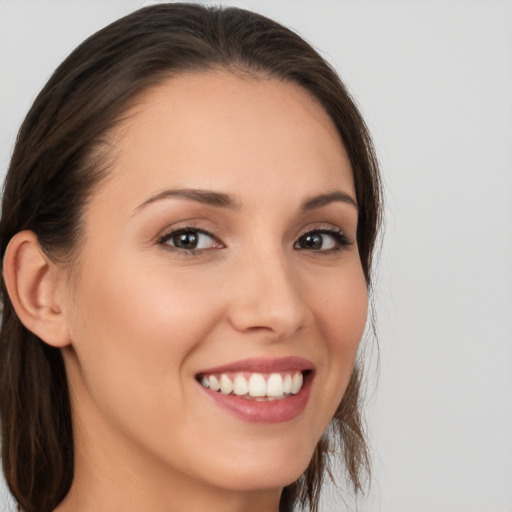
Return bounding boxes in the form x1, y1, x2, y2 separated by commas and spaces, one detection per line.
97, 71, 354, 210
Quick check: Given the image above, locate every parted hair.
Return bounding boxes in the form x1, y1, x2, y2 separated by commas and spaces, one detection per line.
0, 4, 382, 512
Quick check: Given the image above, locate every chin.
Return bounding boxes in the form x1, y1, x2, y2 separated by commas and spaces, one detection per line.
220, 467, 306, 493
204, 440, 315, 492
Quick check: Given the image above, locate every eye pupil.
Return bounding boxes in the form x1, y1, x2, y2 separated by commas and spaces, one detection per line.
174, 232, 198, 249
302, 233, 323, 250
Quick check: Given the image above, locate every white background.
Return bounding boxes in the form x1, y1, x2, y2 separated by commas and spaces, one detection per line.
1, 1, 511, 511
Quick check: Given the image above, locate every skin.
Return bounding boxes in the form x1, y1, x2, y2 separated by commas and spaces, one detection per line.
31, 72, 367, 512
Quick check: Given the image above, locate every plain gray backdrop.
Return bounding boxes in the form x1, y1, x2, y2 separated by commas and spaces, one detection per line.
1, 1, 511, 511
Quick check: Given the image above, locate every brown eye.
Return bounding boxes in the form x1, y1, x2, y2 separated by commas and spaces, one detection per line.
294, 230, 350, 251
160, 229, 219, 251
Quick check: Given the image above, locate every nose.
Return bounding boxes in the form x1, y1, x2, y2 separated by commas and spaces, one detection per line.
226, 248, 310, 341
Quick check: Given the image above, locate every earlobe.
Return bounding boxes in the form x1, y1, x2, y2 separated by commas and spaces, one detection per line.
3, 230, 71, 348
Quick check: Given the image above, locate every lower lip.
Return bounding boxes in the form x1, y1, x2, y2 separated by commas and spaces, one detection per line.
199, 373, 313, 424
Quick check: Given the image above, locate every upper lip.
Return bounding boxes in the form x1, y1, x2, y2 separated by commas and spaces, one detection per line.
197, 356, 314, 375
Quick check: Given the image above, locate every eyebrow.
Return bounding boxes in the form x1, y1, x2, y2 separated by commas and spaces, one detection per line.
301, 190, 358, 212
135, 188, 241, 212
134, 188, 358, 213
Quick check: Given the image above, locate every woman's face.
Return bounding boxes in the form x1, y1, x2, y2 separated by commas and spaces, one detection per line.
59, 72, 367, 498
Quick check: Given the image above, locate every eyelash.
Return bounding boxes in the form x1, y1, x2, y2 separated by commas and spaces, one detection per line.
293, 227, 352, 253
157, 226, 222, 255
157, 225, 352, 255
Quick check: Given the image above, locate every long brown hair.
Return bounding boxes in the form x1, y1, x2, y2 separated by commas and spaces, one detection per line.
0, 4, 382, 512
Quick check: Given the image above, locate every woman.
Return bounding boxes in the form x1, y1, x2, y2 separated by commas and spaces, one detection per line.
0, 4, 382, 512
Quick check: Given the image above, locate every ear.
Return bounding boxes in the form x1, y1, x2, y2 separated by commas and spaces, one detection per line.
3, 230, 71, 347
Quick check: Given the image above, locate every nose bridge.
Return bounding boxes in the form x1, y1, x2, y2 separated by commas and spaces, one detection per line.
227, 242, 308, 339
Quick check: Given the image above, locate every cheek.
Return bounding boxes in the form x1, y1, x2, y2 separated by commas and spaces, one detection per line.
64, 256, 225, 420
325, 276, 368, 353
311, 259, 368, 350
308, 263, 368, 422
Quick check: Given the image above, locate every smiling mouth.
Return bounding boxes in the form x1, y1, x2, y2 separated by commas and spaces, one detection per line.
195, 357, 314, 422
197, 371, 309, 401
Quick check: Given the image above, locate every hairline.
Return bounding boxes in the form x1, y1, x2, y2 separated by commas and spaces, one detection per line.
61, 65, 353, 286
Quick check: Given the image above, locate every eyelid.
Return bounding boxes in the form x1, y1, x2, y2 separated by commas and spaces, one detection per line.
294, 225, 353, 251
155, 222, 352, 255
157, 224, 224, 252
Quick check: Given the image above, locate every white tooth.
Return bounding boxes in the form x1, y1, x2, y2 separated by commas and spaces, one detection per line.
201, 375, 209, 388
283, 374, 292, 394
219, 374, 234, 394
248, 373, 267, 397
233, 375, 249, 396
291, 372, 303, 394
209, 375, 220, 391
267, 373, 284, 397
